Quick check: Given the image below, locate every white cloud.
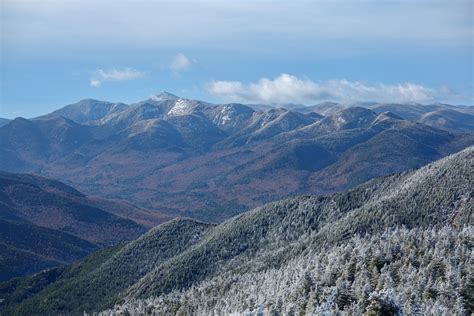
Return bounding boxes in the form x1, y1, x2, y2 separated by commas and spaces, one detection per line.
89, 68, 144, 88
90, 79, 101, 88
207, 74, 441, 104
169, 53, 195, 73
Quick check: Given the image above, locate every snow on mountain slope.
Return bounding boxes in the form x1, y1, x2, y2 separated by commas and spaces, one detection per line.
166, 99, 198, 117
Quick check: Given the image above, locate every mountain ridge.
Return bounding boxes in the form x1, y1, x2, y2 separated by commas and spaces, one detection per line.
2, 95, 473, 221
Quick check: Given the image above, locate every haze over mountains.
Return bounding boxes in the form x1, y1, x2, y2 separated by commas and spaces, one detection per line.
1, 93, 473, 221
1, 146, 471, 315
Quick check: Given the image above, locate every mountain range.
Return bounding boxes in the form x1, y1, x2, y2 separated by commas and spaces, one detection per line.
1, 146, 471, 315
1, 93, 473, 221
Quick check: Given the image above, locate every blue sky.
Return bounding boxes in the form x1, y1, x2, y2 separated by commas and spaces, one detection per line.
1, 0, 473, 118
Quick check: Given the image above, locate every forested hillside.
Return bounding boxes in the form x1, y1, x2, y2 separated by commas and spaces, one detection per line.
1, 146, 471, 315
0, 172, 168, 281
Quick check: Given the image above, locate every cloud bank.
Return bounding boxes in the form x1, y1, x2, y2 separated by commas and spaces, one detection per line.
90, 68, 144, 87
207, 74, 445, 104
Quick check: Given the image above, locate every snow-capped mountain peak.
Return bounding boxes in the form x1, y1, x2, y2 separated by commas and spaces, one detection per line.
150, 91, 179, 102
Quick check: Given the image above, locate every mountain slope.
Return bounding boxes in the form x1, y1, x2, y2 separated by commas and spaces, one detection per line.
0, 116, 96, 172
305, 121, 470, 191
418, 109, 474, 133
0, 172, 168, 281
0, 118, 10, 128
2, 146, 471, 315
35, 99, 128, 124
0, 219, 213, 313
0, 172, 146, 245
0, 219, 97, 281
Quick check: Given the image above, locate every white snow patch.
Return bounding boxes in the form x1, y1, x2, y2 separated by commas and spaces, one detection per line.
219, 106, 234, 125
336, 116, 346, 124
167, 99, 193, 117
221, 114, 232, 124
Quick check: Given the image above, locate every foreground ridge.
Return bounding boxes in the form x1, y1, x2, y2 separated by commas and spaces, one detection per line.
1, 146, 472, 315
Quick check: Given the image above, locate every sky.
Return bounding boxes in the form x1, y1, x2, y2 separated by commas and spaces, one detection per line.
1, 0, 473, 118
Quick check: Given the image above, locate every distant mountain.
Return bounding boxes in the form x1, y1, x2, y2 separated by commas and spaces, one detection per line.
2, 146, 471, 315
295, 101, 347, 115
0, 116, 97, 172
0, 118, 10, 128
297, 102, 474, 134
1, 95, 473, 221
417, 109, 474, 133
368, 102, 474, 120
0, 172, 168, 281
35, 99, 128, 124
